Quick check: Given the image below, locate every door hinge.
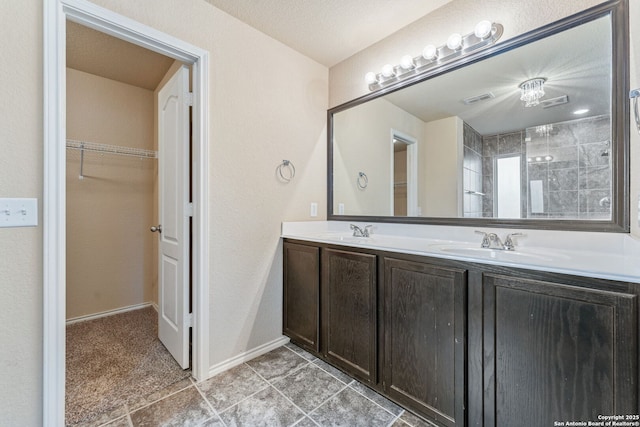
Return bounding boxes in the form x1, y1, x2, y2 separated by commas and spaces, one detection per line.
186, 92, 194, 106
186, 202, 194, 217
187, 312, 193, 327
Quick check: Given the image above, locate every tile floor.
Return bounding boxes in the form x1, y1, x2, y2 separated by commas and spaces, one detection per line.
88, 342, 437, 427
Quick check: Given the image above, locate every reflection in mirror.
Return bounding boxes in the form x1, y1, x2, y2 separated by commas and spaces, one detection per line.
331, 11, 620, 225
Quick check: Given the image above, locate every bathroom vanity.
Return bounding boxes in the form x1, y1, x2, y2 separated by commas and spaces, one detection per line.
285, 1, 638, 425
282, 222, 640, 427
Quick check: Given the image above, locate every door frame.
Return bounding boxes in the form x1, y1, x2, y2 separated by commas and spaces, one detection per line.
43, 0, 210, 425
389, 129, 418, 216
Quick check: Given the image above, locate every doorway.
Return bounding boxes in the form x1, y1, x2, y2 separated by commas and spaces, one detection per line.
391, 130, 418, 216
64, 24, 194, 424
43, 1, 210, 425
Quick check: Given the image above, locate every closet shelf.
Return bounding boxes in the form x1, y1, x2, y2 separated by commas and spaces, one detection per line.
66, 140, 157, 159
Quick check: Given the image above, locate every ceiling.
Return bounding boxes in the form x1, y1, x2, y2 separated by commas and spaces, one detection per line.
66, 0, 451, 88
204, 0, 451, 67
66, 21, 174, 90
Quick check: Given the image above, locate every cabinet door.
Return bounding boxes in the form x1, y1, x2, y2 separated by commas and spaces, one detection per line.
283, 242, 320, 353
384, 258, 467, 427
483, 273, 638, 427
322, 248, 377, 384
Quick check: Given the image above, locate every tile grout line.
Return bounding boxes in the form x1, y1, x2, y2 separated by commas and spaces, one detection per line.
242, 356, 318, 426
347, 381, 405, 419
305, 381, 351, 420
286, 344, 405, 422
210, 362, 276, 414
192, 381, 228, 427
386, 410, 405, 427
125, 380, 195, 417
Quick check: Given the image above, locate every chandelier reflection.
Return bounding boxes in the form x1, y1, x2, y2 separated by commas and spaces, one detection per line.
519, 77, 546, 107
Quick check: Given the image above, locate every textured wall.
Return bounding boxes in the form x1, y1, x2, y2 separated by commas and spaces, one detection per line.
0, 0, 328, 424
66, 68, 156, 320
85, 0, 329, 369
0, 1, 43, 426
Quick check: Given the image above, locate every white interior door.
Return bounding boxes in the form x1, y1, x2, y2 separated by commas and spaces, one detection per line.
157, 65, 191, 369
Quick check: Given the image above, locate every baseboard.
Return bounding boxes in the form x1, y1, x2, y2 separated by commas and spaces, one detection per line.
66, 302, 155, 325
207, 336, 290, 378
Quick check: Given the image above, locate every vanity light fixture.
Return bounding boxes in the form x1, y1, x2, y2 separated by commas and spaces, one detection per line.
381, 64, 396, 78
474, 20, 493, 39
365, 21, 504, 91
519, 77, 546, 107
364, 72, 378, 85
527, 155, 554, 162
446, 33, 463, 50
400, 55, 415, 70
422, 44, 438, 61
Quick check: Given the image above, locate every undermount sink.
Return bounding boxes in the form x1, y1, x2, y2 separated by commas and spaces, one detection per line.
432, 245, 567, 263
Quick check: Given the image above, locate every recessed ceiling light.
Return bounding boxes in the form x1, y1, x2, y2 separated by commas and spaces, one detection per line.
573, 108, 590, 115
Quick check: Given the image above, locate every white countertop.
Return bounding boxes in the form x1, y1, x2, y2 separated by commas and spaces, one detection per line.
282, 221, 640, 284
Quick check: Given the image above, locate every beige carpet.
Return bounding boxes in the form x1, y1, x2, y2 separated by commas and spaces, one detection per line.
65, 306, 191, 426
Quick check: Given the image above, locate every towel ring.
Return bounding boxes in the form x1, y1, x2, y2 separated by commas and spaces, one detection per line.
357, 172, 368, 190
631, 89, 640, 135
277, 160, 296, 182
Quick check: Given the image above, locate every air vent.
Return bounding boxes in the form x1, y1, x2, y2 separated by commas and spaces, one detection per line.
463, 92, 495, 105
541, 95, 569, 109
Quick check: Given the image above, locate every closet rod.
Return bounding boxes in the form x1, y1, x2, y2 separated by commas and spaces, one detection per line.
66, 139, 157, 159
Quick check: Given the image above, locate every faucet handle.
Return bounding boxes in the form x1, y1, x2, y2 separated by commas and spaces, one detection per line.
364, 225, 373, 236
504, 233, 525, 250
475, 230, 490, 248
350, 223, 368, 237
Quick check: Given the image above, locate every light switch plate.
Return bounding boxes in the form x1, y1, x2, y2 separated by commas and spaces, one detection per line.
310, 202, 318, 217
0, 198, 38, 227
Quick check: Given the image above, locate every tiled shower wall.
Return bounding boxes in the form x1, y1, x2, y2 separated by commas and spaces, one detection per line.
462, 115, 611, 220
524, 115, 611, 219
463, 123, 483, 218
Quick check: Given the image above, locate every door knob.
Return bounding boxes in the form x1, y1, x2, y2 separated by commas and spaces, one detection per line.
150, 225, 162, 233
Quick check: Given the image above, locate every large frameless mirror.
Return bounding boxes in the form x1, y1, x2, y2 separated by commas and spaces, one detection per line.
328, 1, 629, 232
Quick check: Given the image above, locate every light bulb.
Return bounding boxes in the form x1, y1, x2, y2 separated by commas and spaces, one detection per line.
422, 45, 438, 61
447, 33, 463, 50
544, 155, 553, 161
474, 20, 492, 39
400, 55, 415, 70
535, 156, 542, 162
364, 72, 378, 85
381, 64, 396, 78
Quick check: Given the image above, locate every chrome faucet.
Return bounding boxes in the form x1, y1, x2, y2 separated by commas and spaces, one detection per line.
475, 231, 525, 251
504, 233, 525, 250
350, 224, 372, 237
475, 231, 505, 249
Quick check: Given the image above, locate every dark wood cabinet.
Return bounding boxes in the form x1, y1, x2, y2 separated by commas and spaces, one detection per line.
282, 238, 640, 427
384, 257, 466, 427
482, 273, 638, 427
283, 242, 320, 353
322, 248, 377, 384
